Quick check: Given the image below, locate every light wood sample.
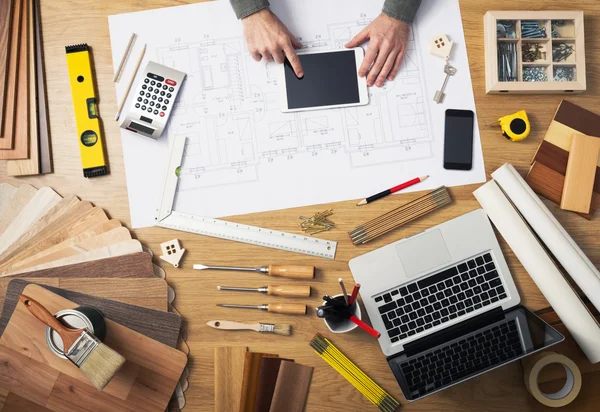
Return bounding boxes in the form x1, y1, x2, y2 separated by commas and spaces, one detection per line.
0, 195, 80, 262
0, 0, 29, 160
11, 226, 132, 271
0, 183, 16, 213
215, 347, 247, 412
561, 133, 600, 213
0, 0, 14, 134
10, 239, 143, 275
7, 0, 40, 175
0, 0, 21, 150
0, 184, 37, 235
0, 187, 61, 254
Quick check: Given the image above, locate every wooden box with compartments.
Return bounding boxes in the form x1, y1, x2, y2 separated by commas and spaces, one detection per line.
484, 11, 585, 94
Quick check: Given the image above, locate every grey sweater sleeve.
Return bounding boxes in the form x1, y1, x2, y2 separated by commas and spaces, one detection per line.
229, 0, 422, 23
229, 0, 270, 19
382, 0, 422, 23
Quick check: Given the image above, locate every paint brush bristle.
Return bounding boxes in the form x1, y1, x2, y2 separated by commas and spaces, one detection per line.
272, 324, 292, 336
79, 342, 126, 390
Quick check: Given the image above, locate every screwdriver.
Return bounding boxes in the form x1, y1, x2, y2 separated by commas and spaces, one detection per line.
216, 303, 307, 315
217, 285, 311, 297
194, 263, 315, 279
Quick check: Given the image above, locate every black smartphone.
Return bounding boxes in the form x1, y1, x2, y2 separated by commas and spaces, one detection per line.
443, 109, 475, 170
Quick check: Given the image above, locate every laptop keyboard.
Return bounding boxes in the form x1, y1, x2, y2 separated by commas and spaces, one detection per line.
374, 252, 508, 343
399, 318, 523, 399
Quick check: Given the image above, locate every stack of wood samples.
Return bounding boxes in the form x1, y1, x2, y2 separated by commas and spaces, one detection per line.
526, 100, 600, 219
0, 0, 52, 175
0, 183, 190, 411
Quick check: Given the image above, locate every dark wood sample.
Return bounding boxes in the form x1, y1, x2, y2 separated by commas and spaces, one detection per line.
269, 361, 313, 412
0, 279, 181, 347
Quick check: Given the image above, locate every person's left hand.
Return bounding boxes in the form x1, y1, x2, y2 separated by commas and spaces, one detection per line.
345, 13, 411, 87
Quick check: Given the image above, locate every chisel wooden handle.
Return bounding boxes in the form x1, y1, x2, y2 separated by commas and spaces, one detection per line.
267, 285, 311, 297
267, 303, 307, 315
267, 265, 315, 279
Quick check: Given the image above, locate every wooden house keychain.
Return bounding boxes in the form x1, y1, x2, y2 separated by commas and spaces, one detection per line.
429, 34, 456, 104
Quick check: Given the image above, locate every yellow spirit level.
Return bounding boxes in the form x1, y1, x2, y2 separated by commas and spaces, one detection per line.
498, 110, 530, 142
65, 44, 107, 177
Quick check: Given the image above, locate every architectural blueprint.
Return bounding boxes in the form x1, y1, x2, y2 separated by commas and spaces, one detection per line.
109, 0, 486, 228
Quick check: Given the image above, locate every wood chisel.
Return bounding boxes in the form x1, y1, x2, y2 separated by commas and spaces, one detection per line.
217, 285, 311, 297
216, 303, 307, 315
194, 264, 315, 279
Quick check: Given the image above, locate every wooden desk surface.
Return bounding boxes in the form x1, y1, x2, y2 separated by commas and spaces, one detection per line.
1, 0, 599, 411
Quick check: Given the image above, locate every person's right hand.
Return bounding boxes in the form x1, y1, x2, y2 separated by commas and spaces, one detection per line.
242, 8, 304, 77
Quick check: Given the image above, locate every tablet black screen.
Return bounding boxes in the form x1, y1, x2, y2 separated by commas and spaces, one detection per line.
284, 50, 360, 109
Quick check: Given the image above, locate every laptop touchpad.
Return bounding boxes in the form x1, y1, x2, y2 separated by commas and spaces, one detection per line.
396, 229, 451, 278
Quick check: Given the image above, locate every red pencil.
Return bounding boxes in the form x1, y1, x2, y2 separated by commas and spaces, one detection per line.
350, 315, 380, 339
349, 283, 361, 305
357, 175, 429, 206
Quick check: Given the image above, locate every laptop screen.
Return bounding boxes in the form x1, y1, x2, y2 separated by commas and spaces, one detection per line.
388, 305, 563, 401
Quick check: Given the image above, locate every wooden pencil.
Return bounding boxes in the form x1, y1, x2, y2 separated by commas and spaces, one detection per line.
113, 33, 136, 83
114, 45, 146, 121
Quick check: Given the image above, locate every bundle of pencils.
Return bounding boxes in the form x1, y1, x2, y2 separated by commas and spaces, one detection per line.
349, 186, 452, 245
310, 334, 400, 412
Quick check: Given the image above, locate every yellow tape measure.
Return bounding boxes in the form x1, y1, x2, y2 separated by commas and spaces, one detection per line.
65, 44, 107, 178
498, 110, 530, 142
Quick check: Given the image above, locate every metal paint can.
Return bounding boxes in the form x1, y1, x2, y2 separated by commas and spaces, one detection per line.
45, 306, 107, 359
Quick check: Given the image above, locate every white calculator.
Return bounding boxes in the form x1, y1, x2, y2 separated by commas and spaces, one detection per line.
120, 61, 186, 139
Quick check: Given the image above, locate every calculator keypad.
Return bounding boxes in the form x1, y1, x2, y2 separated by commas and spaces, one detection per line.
134, 72, 180, 120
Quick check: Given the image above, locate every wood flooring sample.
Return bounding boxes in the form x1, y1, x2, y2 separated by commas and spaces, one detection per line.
0, 184, 37, 235
269, 361, 313, 412
254, 357, 294, 412
215, 347, 247, 412
561, 133, 600, 213
239, 352, 278, 412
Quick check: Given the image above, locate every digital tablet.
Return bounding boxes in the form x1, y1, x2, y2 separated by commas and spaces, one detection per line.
280, 48, 369, 113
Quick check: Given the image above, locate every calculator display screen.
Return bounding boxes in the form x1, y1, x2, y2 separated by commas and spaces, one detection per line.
129, 121, 155, 135
284, 50, 360, 109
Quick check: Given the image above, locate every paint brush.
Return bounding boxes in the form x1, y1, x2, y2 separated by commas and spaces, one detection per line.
19, 294, 125, 391
206, 320, 292, 336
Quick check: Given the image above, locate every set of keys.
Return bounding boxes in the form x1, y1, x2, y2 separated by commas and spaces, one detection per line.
429, 34, 456, 104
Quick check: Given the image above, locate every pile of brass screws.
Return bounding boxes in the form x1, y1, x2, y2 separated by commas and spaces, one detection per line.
299, 210, 336, 235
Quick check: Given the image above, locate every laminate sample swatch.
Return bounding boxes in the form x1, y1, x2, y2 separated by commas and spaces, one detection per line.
0, 279, 180, 346
254, 357, 295, 412
0, 0, 20, 149
0, 0, 14, 133
34, 0, 52, 174
215, 347, 248, 412
561, 133, 600, 213
7, 0, 40, 175
4, 252, 156, 280
0, 184, 37, 235
0, 0, 29, 160
0, 277, 168, 314
269, 361, 313, 412
526, 162, 598, 220
239, 352, 279, 412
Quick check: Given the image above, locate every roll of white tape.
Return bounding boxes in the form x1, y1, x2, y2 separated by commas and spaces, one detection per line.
523, 352, 582, 408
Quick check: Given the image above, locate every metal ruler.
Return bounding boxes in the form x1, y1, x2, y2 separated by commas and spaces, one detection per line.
155, 137, 337, 259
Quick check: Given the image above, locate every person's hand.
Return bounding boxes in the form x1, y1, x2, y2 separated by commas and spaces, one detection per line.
242, 8, 304, 77
346, 13, 411, 87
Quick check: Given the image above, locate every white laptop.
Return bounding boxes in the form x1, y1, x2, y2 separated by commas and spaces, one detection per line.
349, 209, 520, 357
